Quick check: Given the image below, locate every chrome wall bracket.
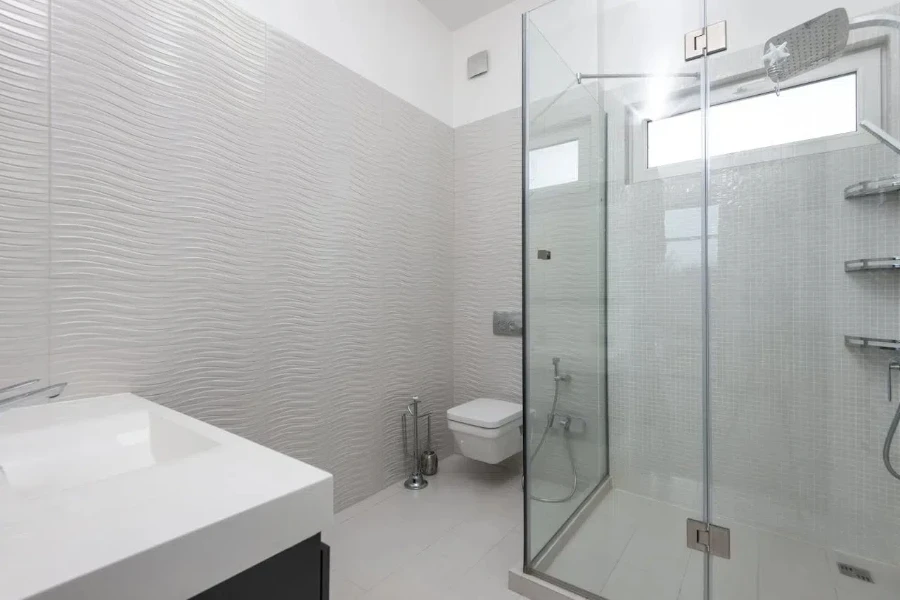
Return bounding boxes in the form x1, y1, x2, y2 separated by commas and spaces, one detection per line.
687, 518, 731, 559
685, 21, 728, 62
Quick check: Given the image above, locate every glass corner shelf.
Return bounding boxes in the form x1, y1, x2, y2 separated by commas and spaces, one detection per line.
845, 257, 900, 272
845, 335, 900, 351
845, 176, 900, 200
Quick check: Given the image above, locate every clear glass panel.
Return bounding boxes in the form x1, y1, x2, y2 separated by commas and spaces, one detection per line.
523, 0, 705, 597
706, 1, 900, 598
523, 8, 607, 565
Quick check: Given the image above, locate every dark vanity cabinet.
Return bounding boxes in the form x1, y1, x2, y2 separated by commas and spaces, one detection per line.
192, 534, 330, 599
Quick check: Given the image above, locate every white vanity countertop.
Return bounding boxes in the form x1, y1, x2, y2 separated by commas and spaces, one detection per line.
0, 393, 333, 600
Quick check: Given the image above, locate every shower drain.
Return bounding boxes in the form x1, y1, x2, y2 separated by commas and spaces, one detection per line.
837, 562, 874, 584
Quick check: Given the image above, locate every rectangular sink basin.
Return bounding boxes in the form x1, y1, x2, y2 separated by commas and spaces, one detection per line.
0, 402, 218, 495
0, 393, 332, 600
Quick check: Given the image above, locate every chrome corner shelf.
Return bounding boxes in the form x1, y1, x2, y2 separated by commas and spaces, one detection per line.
845, 335, 900, 351
845, 176, 900, 200
845, 257, 900, 272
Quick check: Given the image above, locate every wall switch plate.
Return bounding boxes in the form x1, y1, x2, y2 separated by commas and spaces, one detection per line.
493, 311, 522, 336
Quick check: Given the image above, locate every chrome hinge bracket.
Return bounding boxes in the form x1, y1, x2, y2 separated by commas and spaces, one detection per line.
687, 518, 731, 559
685, 21, 727, 62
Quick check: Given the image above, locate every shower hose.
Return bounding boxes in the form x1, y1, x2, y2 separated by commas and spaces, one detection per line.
883, 359, 900, 481
526, 362, 578, 504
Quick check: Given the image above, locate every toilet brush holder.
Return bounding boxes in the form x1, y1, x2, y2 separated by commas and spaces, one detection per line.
401, 397, 430, 490
420, 413, 438, 476
420, 450, 438, 476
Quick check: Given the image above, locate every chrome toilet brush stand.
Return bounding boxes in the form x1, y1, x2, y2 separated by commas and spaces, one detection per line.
402, 396, 429, 490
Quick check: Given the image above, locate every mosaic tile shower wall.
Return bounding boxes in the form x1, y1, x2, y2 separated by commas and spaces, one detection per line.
607, 10, 900, 562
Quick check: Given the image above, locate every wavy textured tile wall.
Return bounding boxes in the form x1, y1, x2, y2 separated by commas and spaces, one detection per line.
0, 0, 49, 385
1, 0, 453, 511
453, 110, 523, 411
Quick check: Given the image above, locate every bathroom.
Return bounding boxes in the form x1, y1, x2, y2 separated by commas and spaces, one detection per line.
1, 0, 900, 599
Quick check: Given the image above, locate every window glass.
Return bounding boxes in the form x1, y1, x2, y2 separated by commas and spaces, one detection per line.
648, 73, 858, 168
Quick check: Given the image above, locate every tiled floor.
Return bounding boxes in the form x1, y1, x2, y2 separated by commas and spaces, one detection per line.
324, 455, 525, 600
326, 463, 900, 600
528, 478, 593, 561
543, 489, 900, 600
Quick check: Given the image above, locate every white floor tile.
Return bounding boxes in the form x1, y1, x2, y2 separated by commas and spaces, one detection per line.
602, 562, 686, 600
361, 544, 475, 600
428, 513, 518, 566
331, 576, 366, 600
480, 529, 524, 575
757, 531, 836, 600
449, 561, 525, 600
327, 460, 900, 600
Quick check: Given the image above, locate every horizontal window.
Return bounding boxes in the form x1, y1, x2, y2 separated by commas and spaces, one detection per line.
647, 73, 858, 168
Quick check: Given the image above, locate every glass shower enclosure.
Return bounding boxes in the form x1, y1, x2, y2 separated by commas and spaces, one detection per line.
522, 1, 900, 599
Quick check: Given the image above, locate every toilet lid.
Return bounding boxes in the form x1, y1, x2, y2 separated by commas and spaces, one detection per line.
447, 398, 522, 429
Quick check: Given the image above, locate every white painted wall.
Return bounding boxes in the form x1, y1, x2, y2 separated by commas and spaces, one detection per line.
452, 0, 599, 127
452, 0, 900, 128
228, 0, 454, 125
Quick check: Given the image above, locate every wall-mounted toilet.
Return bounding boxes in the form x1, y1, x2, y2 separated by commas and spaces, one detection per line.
447, 398, 522, 464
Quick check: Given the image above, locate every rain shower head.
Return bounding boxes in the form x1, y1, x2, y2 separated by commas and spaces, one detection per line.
763, 8, 850, 86
763, 9, 900, 86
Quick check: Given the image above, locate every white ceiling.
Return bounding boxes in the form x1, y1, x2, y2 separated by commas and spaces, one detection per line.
418, 0, 520, 31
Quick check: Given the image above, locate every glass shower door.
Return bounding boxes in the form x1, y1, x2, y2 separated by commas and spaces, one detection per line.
703, 2, 900, 599
523, 0, 709, 598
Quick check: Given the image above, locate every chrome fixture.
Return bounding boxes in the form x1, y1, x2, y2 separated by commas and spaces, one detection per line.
845, 257, 900, 272
493, 311, 523, 337
576, 72, 699, 84
883, 358, 900, 481
553, 358, 571, 383
403, 396, 428, 491
860, 121, 900, 157
0, 379, 67, 409
845, 336, 900, 352
845, 176, 900, 201
420, 408, 438, 476
527, 358, 578, 503
684, 21, 728, 62
764, 8, 900, 87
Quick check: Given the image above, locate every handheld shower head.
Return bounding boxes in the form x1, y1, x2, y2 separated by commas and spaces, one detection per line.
764, 8, 850, 86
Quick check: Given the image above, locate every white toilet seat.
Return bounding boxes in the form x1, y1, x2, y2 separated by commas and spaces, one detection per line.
447, 399, 522, 464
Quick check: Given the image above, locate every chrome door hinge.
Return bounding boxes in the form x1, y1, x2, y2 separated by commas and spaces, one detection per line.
687, 519, 731, 559
684, 21, 727, 62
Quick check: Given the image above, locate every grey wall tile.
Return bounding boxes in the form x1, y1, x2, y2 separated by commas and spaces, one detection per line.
0, 0, 456, 513
0, 0, 48, 278
453, 110, 523, 411
0, 0, 49, 385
